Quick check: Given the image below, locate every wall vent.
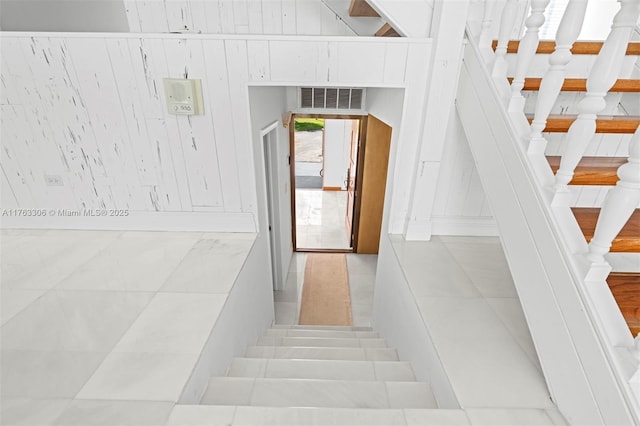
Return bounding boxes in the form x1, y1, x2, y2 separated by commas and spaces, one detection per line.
299, 87, 364, 110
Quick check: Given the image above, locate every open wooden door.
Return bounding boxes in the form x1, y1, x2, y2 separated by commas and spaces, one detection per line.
353, 114, 392, 254
345, 119, 361, 248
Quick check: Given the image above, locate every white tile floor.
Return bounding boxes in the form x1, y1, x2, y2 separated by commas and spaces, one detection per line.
1, 229, 568, 425
295, 189, 351, 250
0, 229, 255, 426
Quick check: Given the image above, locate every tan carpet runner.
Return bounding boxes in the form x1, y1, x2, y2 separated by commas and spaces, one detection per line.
298, 253, 353, 326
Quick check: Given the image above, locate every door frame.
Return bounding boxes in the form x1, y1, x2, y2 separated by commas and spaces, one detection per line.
261, 120, 284, 290
290, 113, 365, 253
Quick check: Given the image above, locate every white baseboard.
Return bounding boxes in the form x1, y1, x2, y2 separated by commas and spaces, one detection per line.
0, 210, 257, 232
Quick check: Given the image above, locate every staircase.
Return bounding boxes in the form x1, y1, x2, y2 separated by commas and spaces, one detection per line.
456, 1, 640, 423
510, 40, 640, 338
200, 325, 437, 411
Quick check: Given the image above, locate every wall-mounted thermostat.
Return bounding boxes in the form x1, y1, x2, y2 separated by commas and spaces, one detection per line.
163, 78, 204, 115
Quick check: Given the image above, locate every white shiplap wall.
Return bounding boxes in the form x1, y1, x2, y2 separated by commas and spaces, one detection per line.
0, 33, 426, 231
431, 109, 496, 236
124, 0, 357, 36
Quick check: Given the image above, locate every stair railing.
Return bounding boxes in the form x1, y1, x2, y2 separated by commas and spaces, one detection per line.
553, 0, 640, 194
509, 0, 551, 111
492, 0, 520, 78
529, 0, 589, 156
469, 0, 640, 415
588, 127, 640, 263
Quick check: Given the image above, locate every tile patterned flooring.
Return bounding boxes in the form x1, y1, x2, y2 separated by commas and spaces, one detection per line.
1, 229, 568, 425
295, 189, 351, 250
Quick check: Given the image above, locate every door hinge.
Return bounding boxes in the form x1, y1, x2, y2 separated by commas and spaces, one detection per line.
288, 155, 290, 165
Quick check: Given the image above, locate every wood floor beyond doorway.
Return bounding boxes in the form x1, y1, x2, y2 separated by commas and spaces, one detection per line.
298, 253, 353, 326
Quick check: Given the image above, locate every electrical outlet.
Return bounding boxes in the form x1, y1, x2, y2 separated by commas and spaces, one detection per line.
44, 174, 63, 186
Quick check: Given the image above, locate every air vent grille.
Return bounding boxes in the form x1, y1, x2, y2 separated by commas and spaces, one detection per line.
299, 87, 364, 110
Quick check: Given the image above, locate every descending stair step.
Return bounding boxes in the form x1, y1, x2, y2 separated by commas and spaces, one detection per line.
257, 336, 387, 348
607, 273, 640, 336
219, 406, 420, 425
526, 115, 640, 133
201, 377, 437, 409
509, 77, 640, 92
572, 208, 640, 252
271, 324, 374, 332
245, 346, 399, 361
546, 156, 625, 185
265, 328, 379, 339
492, 40, 640, 55
227, 358, 416, 381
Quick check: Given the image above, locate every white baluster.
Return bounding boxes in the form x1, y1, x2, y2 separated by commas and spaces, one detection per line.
555, 0, 640, 190
479, 0, 498, 49
587, 127, 640, 262
493, 0, 519, 78
529, 0, 589, 155
509, 0, 551, 111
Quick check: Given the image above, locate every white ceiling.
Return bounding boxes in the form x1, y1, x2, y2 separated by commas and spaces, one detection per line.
0, 0, 129, 32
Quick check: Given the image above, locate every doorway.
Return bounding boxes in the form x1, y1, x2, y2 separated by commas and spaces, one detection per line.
291, 115, 362, 252
261, 121, 284, 290
290, 114, 392, 254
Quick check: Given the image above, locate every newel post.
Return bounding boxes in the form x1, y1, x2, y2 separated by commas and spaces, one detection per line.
509, 0, 551, 111
587, 127, 640, 262
555, 0, 640, 191
529, 0, 589, 155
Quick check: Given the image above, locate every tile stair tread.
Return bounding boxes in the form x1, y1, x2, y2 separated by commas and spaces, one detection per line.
265, 328, 379, 339
271, 324, 374, 332
167, 405, 567, 425
244, 345, 399, 361
226, 358, 417, 381
256, 336, 388, 348
201, 377, 437, 409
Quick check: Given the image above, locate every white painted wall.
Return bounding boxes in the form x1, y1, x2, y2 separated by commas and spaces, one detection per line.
323, 119, 353, 190
368, 86, 459, 407
179, 234, 274, 403
1, 33, 422, 232
430, 110, 496, 236
124, 0, 356, 36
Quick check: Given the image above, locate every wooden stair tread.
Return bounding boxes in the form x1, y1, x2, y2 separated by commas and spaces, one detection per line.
492, 40, 640, 55
572, 208, 640, 252
526, 115, 640, 133
508, 78, 640, 92
608, 273, 640, 305
607, 273, 640, 337
546, 156, 624, 185
348, 0, 380, 17
375, 23, 400, 37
